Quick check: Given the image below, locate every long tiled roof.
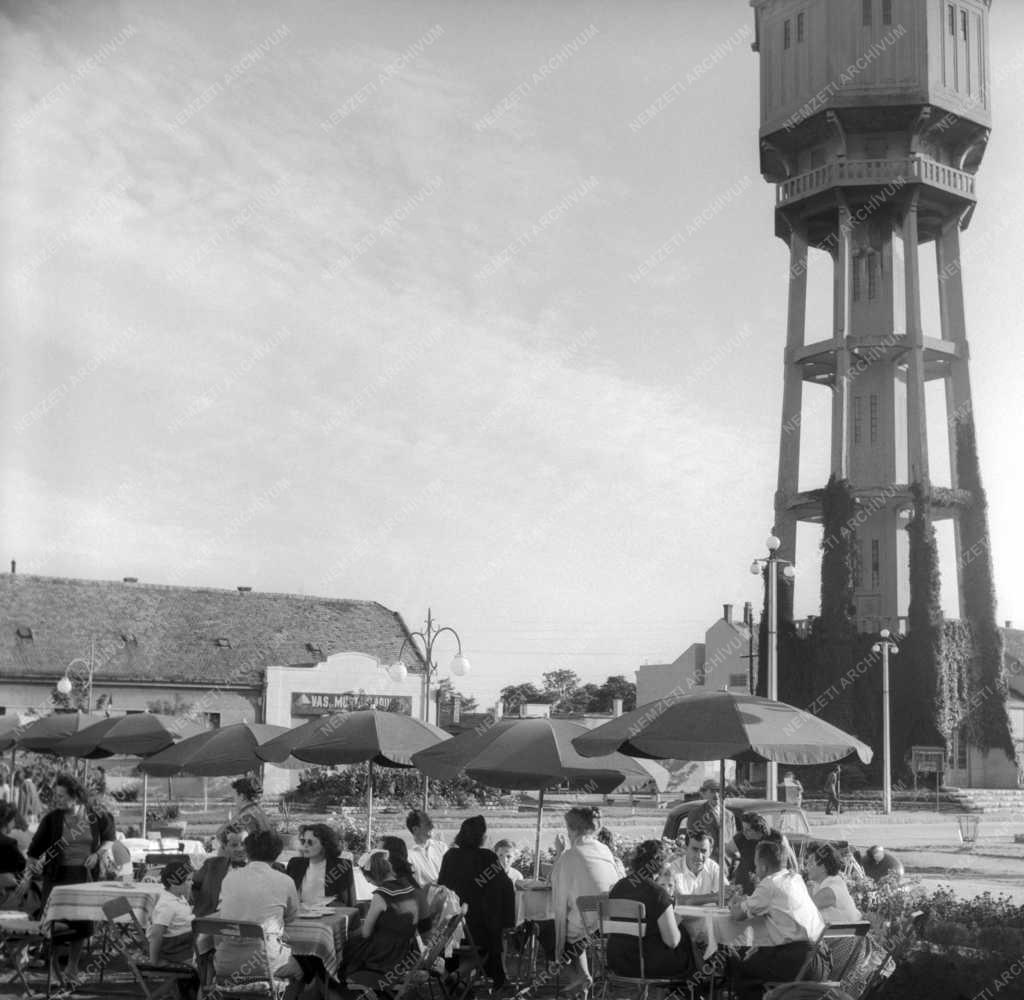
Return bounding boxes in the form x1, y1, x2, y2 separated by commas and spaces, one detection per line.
0, 573, 425, 686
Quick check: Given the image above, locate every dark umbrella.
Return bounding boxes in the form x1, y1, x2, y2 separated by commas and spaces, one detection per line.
412, 716, 666, 876
257, 710, 450, 848
0, 717, 22, 753
572, 690, 873, 903
138, 722, 290, 777
55, 713, 207, 837
16, 713, 108, 753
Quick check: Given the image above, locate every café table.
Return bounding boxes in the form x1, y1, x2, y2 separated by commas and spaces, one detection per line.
675, 904, 766, 959
43, 880, 164, 930
515, 880, 553, 924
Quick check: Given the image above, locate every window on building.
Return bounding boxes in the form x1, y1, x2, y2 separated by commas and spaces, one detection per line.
853, 540, 864, 588
852, 253, 863, 300
961, 9, 968, 40
203, 712, 221, 729
870, 394, 879, 443
0, 707, 6, 716
863, 0, 872, 27
955, 725, 968, 769
853, 396, 863, 444
867, 250, 880, 299
728, 673, 748, 688
871, 539, 880, 590
15, 626, 33, 640
810, 147, 826, 169
948, 4, 956, 35
784, 19, 791, 49
882, 0, 893, 25
797, 12, 805, 42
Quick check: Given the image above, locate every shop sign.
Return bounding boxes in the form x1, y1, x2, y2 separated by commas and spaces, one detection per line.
291, 691, 412, 716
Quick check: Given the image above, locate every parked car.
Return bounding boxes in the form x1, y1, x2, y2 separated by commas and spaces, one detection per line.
662, 797, 863, 870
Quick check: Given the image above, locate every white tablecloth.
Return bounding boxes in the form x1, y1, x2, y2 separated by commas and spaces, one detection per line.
675, 905, 765, 958
515, 881, 553, 923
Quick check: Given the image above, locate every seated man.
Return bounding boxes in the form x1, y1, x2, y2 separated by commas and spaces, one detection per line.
214, 829, 302, 985
855, 845, 903, 883
667, 830, 727, 905
728, 839, 830, 1000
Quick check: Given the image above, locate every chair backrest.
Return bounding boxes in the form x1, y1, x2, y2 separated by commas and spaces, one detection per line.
391, 907, 466, 1000
598, 897, 647, 980
101, 896, 150, 955
820, 921, 872, 982
193, 916, 275, 991
577, 893, 609, 943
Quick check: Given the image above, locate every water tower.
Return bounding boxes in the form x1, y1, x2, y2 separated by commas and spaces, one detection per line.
750, 0, 992, 627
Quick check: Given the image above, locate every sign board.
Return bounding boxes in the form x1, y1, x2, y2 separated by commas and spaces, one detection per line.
291, 692, 412, 717
910, 746, 945, 774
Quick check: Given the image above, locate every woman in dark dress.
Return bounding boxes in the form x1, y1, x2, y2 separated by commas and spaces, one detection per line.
27, 774, 116, 985
343, 852, 421, 992
438, 814, 515, 988
607, 840, 696, 981
285, 822, 354, 905
0, 802, 27, 907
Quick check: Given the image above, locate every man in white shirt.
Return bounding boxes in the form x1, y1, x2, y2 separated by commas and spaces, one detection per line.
405, 809, 446, 885
667, 830, 726, 905
729, 839, 830, 1000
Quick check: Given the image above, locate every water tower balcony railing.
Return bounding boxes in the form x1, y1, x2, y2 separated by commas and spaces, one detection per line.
776, 157, 976, 205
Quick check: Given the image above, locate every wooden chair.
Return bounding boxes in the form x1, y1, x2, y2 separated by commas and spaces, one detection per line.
597, 897, 700, 1000
100, 896, 194, 1000
193, 916, 290, 1000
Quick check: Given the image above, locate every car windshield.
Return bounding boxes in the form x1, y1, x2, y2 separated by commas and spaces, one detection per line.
773, 809, 811, 837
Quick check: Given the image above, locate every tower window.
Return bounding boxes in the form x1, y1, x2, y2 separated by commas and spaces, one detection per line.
852, 253, 863, 301
882, 0, 892, 25
784, 19, 791, 49
867, 250, 880, 299
797, 13, 805, 42
961, 10, 968, 41
853, 540, 864, 588
871, 539, 880, 590
853, 396, 864, 445
948, 4, 956, 35
863, 0, 872, 27
870, 394, 879, 443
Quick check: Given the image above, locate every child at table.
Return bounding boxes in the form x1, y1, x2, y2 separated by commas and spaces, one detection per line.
149, 858, 196, 965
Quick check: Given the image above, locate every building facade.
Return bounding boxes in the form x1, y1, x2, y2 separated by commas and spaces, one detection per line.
0, 572, 427, 796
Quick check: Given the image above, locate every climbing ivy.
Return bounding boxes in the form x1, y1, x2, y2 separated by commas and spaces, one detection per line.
955, 419, 1015, 758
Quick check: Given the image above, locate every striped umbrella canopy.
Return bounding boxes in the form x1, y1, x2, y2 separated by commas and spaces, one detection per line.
138, 722, 290, 777
16, 713, 108, 753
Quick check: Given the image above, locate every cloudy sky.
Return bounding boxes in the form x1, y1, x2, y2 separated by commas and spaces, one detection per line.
2, 0, 1023, 711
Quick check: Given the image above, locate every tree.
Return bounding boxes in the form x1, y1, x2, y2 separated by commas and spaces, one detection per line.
588, 675, 637, 713
499, 683, 547, 714
542, 669, 581, 712
435, 677, 478, 714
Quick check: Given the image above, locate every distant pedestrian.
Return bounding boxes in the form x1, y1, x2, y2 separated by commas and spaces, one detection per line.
782, 771, 803, 806
824, 766, 841, 816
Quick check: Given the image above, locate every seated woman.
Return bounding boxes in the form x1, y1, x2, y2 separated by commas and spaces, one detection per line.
343, 852, 421, 991
607, 840, 696, 982
731, 812, 770, 896
192, 822, 248, 918
0, 803, 27, 908
285, 823, 354, 906
438, 815, 515, 988
549, 806, 621, 992
214, 830, 301, 985
806, 844, 861, 925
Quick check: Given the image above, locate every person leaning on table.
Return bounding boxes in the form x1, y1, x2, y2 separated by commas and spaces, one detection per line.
728, 838, 831, 1000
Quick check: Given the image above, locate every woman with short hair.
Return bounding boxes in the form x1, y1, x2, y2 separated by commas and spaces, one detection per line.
606, 840, 696, 980
807, 843, 861, 924
286, 822, 354, 905
229, 776, 272, 834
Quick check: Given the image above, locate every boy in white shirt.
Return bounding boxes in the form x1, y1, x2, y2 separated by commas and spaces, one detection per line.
149, 858, 195, 965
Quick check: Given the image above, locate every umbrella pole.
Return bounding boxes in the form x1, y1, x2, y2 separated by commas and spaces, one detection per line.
366, 761, 374, 853
142, 772, 149, 839
718, 759, 726, 908
533, 787, 545, 879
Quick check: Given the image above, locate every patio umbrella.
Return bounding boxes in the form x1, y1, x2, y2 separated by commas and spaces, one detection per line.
572, 690, 873, 903
16, 713, 107, 753
138, 722, 290, 777
257, 710, 451, 849
55, 713, 207, 836
411, 716, 668, 876
0, 717, 22, 752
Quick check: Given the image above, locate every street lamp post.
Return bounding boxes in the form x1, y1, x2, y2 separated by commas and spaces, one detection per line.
872, 629, 899, 815
391, 608, 470, 810
750, 534, 796, 802
55, 646, 95, 712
